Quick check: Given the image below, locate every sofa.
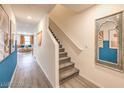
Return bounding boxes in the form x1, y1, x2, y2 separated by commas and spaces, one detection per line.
18, 44, 33, 53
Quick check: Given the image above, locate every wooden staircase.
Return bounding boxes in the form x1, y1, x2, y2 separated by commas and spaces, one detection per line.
49, 28, 79, 85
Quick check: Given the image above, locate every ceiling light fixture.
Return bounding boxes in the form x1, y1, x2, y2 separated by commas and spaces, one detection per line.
27, 16, 32, 20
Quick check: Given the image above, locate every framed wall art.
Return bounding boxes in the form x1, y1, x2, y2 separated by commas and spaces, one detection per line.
37, 31, 42, 46
95, 12, 124, 71
10, 20, 16, 53
0, 5, 10, 62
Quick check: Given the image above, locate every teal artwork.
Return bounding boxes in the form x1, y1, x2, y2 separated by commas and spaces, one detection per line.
95, 12, 123, 71
99, 41, 117, 63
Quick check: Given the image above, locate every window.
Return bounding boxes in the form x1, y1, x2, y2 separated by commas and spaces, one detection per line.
24, 36, 30, 45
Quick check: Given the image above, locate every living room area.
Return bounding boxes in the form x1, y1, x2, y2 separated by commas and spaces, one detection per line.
17, 34, 34, 53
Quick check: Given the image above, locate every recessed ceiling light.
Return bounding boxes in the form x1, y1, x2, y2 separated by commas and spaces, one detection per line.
27, 16, 32, 20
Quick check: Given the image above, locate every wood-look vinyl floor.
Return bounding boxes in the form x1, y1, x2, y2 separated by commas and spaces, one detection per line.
11, 52, 98, 88
60, 75, 99, 88
11, 52, 52, 88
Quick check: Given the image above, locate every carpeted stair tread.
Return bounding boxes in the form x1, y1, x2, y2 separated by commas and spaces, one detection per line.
59, 62, 74, 69
59, 48, 65, 52
60, 68, 79, 81
59, 57, 70, 63
59, 52, 67, 58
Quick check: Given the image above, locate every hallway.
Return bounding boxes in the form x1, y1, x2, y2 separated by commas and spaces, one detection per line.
10, 52, 52, 88
1, 4, 124, 88
10, 52, 98, 88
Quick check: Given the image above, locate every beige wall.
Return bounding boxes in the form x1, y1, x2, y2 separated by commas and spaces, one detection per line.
34, 15, 59, 87
50, 4, 124, 87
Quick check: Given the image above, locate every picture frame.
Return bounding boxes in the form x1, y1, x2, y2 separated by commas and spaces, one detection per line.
0, 5, 10, 62
37, 31, 42, 46
10, 20, 16, 53
95, 12, 124, 71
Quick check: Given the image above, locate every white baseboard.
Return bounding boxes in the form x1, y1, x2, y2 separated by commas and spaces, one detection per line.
79, 74, 104, 88
9, 63, 17, 88
33, 56, 58, 88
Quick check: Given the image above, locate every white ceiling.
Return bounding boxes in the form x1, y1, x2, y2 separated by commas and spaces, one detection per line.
11, 4, 95, 34
63, 4, 95, 12
11, 4, 55, 34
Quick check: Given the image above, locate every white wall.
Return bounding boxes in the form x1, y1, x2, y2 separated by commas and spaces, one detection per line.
50, 4, 124, 88
34, 15, 59, 88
